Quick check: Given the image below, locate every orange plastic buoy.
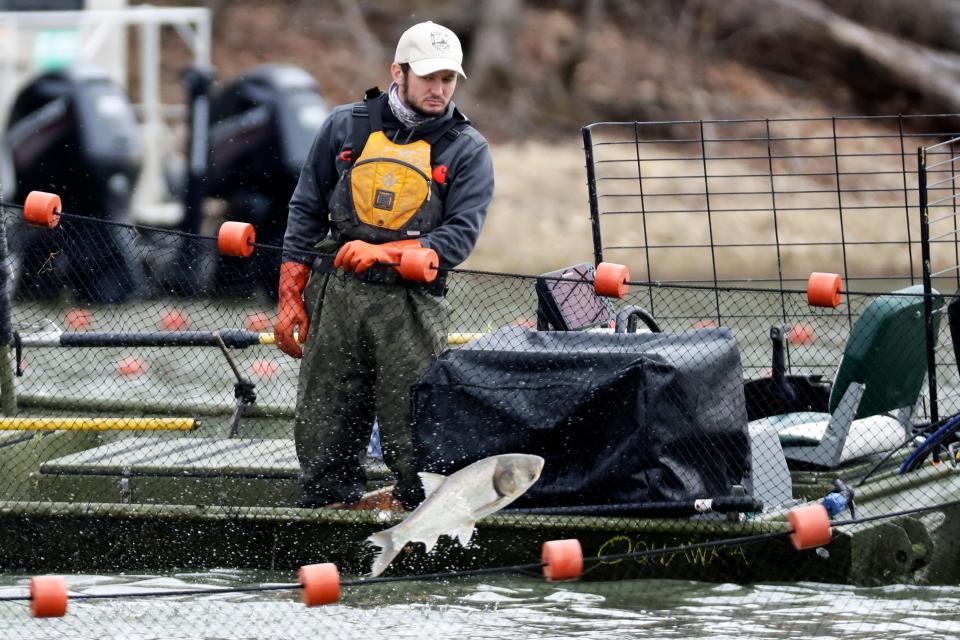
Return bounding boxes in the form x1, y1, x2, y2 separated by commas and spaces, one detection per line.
594, 262, 630, 298
218, 221, 256, 258
23, 191, 62, 228
244, 311, 272, 332
30, 576, 68, 618
807, 272, 843, 308
250, 359, 278, 378
160, 309, 189, 332
692, 319, 718, 330
299, 563, 340, 606
542, 539, 584, 581
117, 356, 147, 377
787, 323, 815, 346
788, 504, 833, 550
64, 308, 92, 330
397, 247, 439, 283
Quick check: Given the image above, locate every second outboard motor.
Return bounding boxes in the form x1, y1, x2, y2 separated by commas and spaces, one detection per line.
5, 65, 145, 303
206, 64, 328, 299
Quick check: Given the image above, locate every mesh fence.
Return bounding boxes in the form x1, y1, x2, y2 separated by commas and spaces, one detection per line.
0, 193, 959, 637
582, 115, 960, 291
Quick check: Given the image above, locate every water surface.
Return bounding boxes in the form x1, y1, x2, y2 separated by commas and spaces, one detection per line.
2, 571, 958, 640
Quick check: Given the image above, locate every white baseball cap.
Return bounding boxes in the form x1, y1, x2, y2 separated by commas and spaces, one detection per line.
394, 21, 466, 78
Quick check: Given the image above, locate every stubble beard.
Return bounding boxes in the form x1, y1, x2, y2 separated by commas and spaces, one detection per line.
401, 83, 446, 118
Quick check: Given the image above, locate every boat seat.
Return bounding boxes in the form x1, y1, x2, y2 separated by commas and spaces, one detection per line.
750, 284, 942, 468
534, 263, 659, 333
535, 263, 614, 331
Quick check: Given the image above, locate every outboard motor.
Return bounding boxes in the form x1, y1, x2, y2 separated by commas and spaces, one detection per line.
206, 64, 328, 299
4, 65, 145, 303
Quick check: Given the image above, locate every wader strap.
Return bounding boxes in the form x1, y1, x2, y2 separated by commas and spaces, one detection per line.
346, 88, 382, 162
347, 89, 467, 167
427, 110, 468, 159
366, 90, 384, 134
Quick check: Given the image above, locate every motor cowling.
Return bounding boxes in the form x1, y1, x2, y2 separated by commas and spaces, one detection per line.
206, 64, 328, 300
4, 65, 145, 303
7, 65, 142, 207
207, 64, 327, 198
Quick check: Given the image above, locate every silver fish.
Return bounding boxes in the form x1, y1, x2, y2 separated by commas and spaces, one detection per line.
366, 453, 545, 577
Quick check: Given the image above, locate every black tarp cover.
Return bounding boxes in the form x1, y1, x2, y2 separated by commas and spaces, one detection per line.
411, 327, 750, 508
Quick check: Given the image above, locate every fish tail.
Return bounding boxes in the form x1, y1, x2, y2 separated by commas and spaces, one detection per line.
366, 530, 402, 578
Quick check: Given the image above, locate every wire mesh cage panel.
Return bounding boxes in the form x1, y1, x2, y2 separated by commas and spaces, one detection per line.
582, 115, 960, 289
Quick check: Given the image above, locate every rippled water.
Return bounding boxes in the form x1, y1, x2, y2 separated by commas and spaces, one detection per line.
2, 571, 959, 640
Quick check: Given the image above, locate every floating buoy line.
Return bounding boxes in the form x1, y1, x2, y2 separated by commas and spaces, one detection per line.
7, 189, 868, 301
4, 498, 960, 618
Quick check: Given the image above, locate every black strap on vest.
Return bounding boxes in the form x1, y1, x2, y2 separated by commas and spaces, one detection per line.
346, 87, 467, 166
365, 87, 385, 134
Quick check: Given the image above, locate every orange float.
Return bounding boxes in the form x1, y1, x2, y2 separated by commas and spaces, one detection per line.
250, 359, 278, 378
594, 262, 630, 298
787, 323, 815, 346
807, 272, 843, 308
217, 221, 256, 258
64, 308, 92, 330
30, 576, 68, 618
788, 504, 833, 550
692, 319, 718, 330
299, 563, 340, 606
541, 539, 584, 581
23, 191, 62, 228
160, 309, 189, 331
244, 311, 272, 332
117, 356, 147, 377
398, 247, 439, 283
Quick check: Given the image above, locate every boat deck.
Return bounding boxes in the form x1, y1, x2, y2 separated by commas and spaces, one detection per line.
34, 436, 390, 507
42, 437, 302, 479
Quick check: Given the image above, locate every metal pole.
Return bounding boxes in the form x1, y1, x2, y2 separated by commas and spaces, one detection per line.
582, 126, 604, 266
698, 120, 721, 323
174, 65, 214, 296
918, 147, 939, 423
0, 201, 17, 415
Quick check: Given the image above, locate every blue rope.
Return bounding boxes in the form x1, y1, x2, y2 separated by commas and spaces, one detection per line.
899, 414, 960, 474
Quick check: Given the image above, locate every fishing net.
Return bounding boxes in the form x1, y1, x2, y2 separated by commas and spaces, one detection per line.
1, 116, 960, 639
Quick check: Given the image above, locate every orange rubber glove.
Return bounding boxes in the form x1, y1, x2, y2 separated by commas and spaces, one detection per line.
334, 239, 422, 274
275, 261, 311, 359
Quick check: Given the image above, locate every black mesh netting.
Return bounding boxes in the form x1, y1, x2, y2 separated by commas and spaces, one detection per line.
3, 119, 960, 639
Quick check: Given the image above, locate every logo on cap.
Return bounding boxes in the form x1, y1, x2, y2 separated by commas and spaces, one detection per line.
430, 31, 450, 52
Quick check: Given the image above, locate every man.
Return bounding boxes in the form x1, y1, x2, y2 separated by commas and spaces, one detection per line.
275, 21, 495, 511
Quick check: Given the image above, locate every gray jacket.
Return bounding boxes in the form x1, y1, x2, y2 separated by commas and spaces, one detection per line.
282, 92, 494, 269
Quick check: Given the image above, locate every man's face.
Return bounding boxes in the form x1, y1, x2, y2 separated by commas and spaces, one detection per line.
391, 64, 458, 117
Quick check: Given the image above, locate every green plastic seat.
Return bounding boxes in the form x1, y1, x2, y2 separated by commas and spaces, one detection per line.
752, 285, 942, 468
830, 285, 942, 419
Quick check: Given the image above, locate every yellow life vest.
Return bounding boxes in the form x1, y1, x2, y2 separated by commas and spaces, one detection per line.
349, 131, 432, 231
327, 90, 465, 244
